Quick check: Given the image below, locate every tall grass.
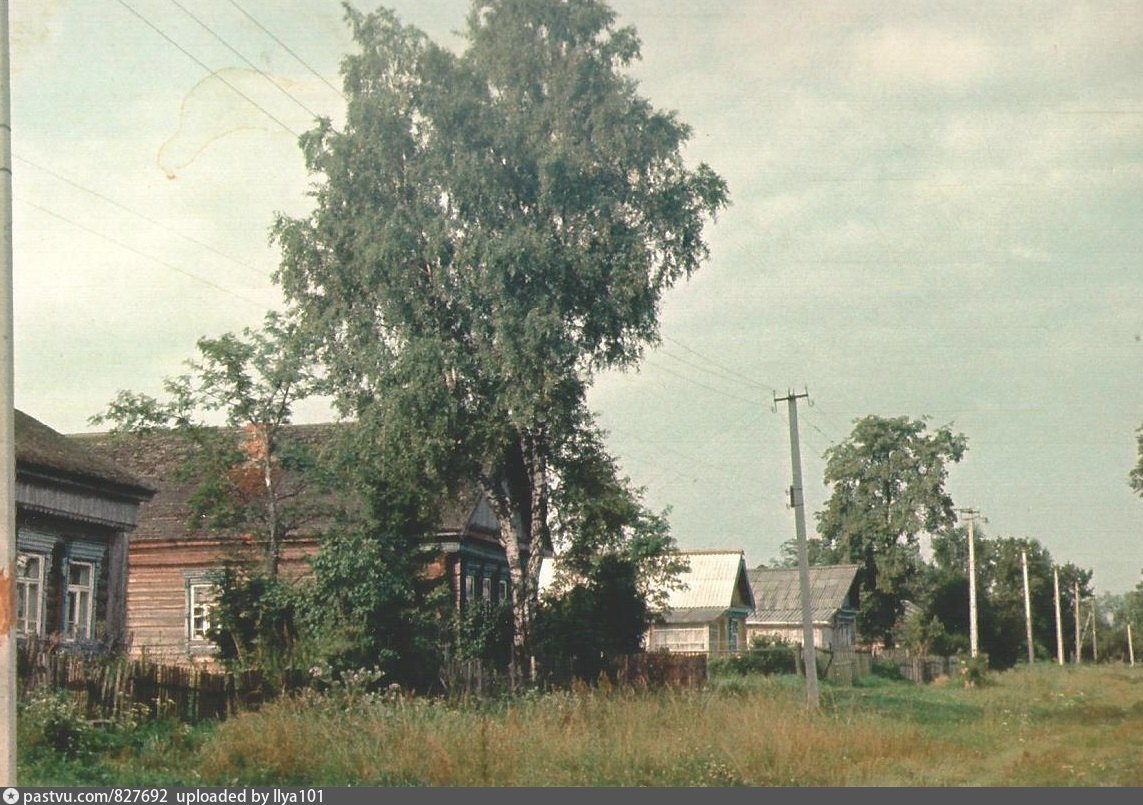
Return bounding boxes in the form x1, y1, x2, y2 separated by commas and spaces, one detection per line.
21, 663, 1143, 786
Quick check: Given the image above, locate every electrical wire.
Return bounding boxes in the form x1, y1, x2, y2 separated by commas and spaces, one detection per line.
113, 0, 301, 139
166, 0, 326, 121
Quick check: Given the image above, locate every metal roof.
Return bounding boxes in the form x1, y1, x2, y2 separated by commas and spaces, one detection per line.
746, 564, 859, 625
538, 549, 756, 618
661, 550, 754, 613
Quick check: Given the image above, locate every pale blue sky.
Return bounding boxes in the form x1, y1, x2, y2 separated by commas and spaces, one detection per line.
10, 1, 1143, 592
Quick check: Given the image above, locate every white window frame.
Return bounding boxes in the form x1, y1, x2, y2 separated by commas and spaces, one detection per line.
16, 553, 45, 636
65, 560, 95, 640
498, 579, 508, 603
464, 573, 476, 604
188, 582, 217, 641
482, 577, 492, 601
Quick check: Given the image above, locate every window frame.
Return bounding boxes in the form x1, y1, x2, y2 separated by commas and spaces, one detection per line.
16, 552, 46, 636
65, 560, 95, 640
187, 581, 217, 642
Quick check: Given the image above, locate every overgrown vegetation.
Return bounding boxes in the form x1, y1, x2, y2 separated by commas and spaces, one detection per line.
19, 664, 1143, 786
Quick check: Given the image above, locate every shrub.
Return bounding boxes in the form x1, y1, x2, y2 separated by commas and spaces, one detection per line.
957, 652, 991, 688
709, 635, 798, 677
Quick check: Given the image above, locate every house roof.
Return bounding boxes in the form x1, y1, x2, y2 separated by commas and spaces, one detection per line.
73, 423, 496, 543
16, 410, 153, 496
660, 550, 755, 618
746, 564, 860, 626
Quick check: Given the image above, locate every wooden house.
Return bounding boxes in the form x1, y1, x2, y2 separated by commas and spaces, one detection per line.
644, 550, 755, 656
14, 410, 154, 649
76, 424, 514, 664
745, 564, 860, 650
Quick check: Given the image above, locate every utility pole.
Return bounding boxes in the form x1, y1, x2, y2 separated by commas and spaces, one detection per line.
1021, 550, 1034, 665
1074, 581, 1081, 664
959, 509, 981, 659
1091, 599, 1098, 664
0, 0, 16, 786
775, 389, 819, 709
1053, 566, 1064, 666
1128, 622, 1135, 668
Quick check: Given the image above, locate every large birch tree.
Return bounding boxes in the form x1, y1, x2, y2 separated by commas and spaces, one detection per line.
273, 0, 727, 678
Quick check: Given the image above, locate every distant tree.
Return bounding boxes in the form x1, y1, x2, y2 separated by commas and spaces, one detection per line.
770, 536, 834, 569
91, 313, 325, 579
921, 526, 1095, 666
272, 0, 727, 679
974, 536, 1056, 668
1130, 425, 1143, 496
815, 415, 967, 645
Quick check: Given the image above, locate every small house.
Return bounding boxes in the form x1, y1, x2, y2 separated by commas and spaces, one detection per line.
745, 564, 860, 650
77, 423, 515, 663
644, 550, 755, 656
14, 410, 154, 649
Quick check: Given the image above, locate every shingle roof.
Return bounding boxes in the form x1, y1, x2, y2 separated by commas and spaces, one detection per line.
746, 564, 860, 625
73, 423, 495, 542
661, 550, 755, 614
16, 410, 153, 495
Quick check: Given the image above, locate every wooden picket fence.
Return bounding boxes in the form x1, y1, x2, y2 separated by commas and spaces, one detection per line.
16, 640, 275, 723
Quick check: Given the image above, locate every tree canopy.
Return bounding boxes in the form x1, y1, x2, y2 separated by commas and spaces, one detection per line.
815, 414, 968, 644
273, 0, 727, 677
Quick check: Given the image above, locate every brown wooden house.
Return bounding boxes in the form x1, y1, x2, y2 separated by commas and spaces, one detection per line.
76, 424, 514, 664
14, 410, 154, 650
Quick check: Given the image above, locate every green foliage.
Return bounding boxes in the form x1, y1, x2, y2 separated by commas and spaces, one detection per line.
301, 521, 450, 691
815, 415, 967, 645
18, 691, 207, 786
534, 554, 651, 685
914, 527, 1094, 669
1130, 424, 1143, 497
869, 658, 905, 681
273, 0, 726, 675
207, 564, 303, 673
454, 600, 514, 667
709, 635, 798, 677
91, 312, 326, 578
956, 653, 991, 688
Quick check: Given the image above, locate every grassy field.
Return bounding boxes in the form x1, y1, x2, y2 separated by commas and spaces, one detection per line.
18, 663, 1143, 786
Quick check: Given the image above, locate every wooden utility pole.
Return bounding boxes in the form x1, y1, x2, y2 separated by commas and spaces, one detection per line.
959, 509, 981, 658
0, 0, 16, 786
1128, 623, 1135, 668
1091, 599, 1098, 664
1021, 550, 1034, 665
1074, 581, 1081, 664
775, 389, 818, 709
1053, 566, 1064, 665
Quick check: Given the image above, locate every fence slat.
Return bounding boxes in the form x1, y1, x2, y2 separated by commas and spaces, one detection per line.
16, 640, 253, 723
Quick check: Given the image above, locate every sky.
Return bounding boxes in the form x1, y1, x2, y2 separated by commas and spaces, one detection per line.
9, 1, 1143, 593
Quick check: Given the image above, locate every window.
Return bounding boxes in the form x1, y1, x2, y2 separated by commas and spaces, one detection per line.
16, 553, 45, 636
727, 617, 739, 653
188, 583, 216, 641
65, 561, 95, 640
482, 577, 492, 601
464, 573, 476, 604
498, 579, 508, 603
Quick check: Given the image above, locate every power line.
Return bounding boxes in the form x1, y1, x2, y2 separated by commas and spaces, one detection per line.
642, 357, 758, 407
166, 0, 325, 121
18, 198, 267, 308
226, 0, 345, 100
664, 335, 778, 393
112, 0, 301, 139
15, 154, 268, 281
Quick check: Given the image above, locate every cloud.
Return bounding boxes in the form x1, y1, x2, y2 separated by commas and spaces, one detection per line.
849, 23, 995, 91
